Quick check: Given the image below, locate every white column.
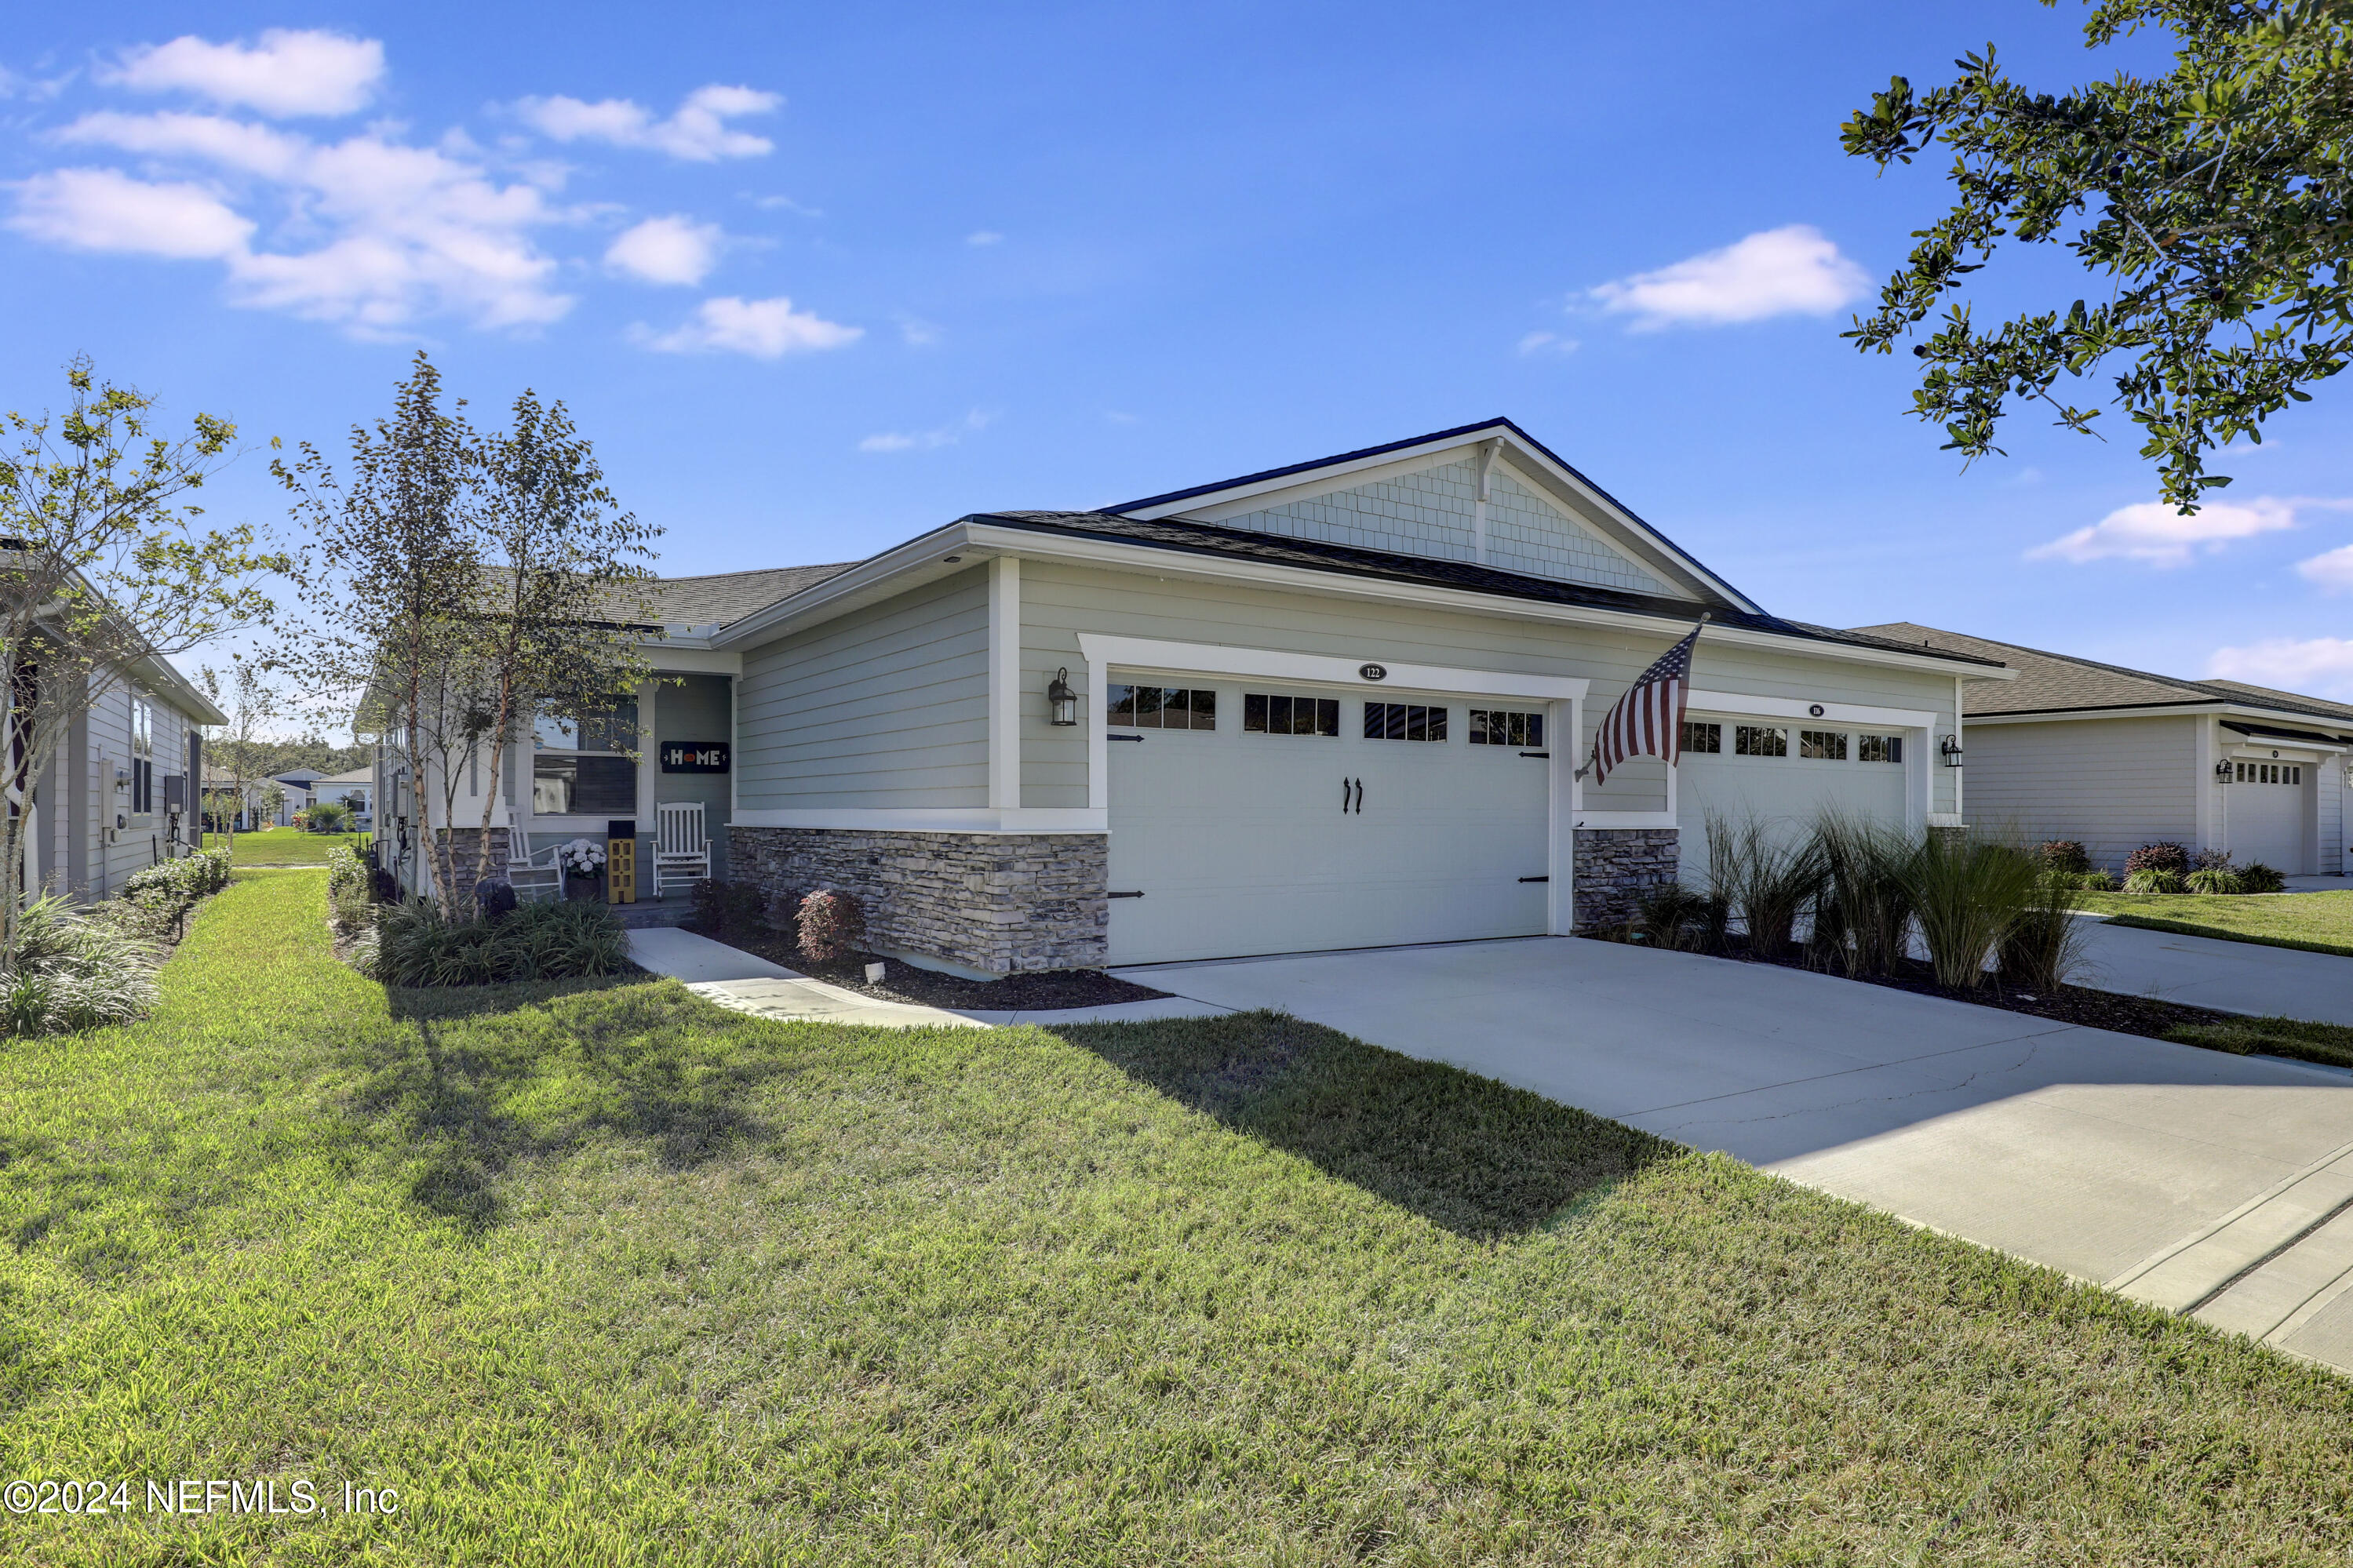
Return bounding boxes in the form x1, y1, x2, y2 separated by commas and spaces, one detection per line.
1549, 695, 1577, 934
1084, 652, 1106, 813
636, 678, 658, 827
988, 556, 1022, 810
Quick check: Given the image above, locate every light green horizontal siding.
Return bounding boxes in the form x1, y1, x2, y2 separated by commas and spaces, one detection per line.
1961, 715, 2197, 869
735, 569, 989, 810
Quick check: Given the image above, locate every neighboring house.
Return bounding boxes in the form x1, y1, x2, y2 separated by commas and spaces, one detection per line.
1851, 623, 2353, 875
269, 768, 326, 826
381, 419, 2012, 973
308, 766, 376, 828
16, 658, 224, 901
200, 769, 273, 834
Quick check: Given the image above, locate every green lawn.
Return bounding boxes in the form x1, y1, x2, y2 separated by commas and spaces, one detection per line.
6, 875, 2353, 1563
2082, 887, 2353, 957
210, 827, 364, 865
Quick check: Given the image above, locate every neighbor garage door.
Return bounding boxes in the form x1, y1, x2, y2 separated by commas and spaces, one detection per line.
1105, 678, 1552, 966
1674, 717, 1910, 885
2227, 758, 2310, 874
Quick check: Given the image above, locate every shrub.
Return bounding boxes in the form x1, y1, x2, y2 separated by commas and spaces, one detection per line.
2122, 868, 2187, 895
373, 898, 631, 987
1703, 815, 1820, 958
2240, 862, 2288, 894
304, 800, 353, 833
326, 845, 373, 933
118, 848, 233, 940
1907, 835, 2040, 990
796, 889, 868, 962
2125, 842, 2191, 876
2077, 870, 2117, 892
2000, 874, 2091, 993
2036, 839, 2091, 875
690, 878, 767, 935
2192, 846, 2237, 871
2185, 867, 2243, 895
1627, 883, 1713, 951
0, 895, 162, 1037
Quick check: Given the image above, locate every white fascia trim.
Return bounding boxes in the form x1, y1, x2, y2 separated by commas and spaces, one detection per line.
1967, 701, 2353, 729
2226, 737, 2346, 757
1075, 633, 1590, 700
639, 646, 743, 675
730, 807, 1106, 834
973, 525, 1998, 680
1572, 810, 1679, 830
1685, 690, 1938, 730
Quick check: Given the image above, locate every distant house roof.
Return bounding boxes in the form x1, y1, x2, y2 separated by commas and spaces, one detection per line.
313, 766, 374, 787
1849, 622, 2353, 728
273, 769, 326, 784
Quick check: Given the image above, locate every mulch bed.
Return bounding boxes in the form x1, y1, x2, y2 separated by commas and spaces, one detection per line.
1692, 937, 2251, 1043
686, 924, 1171, 1010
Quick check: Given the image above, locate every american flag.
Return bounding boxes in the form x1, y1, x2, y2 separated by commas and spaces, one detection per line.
1586, 622, 1703, 786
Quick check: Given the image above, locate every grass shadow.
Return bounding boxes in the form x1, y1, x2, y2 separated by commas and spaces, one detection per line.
1051, 1010, 1674, 1240
350, 979, 786, 1235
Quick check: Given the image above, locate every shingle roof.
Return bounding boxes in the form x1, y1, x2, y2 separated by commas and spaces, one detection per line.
1849, 622, 2353, 729
974, 511, 2003, 665
598, 565, 858, 630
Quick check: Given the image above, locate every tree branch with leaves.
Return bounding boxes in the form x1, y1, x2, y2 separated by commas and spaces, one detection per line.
1844, 0, 2353, 509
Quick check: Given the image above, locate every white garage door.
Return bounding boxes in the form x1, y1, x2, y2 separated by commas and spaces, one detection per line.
2227, 759, 2309, 873
1674, 719, 1910, 886
1105, 678, 1551, 966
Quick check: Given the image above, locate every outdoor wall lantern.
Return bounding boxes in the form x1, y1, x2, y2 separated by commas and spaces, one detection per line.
1047, 667, 1079, 727
2215, 761, 2235, 781
1938, 734, 1964, 768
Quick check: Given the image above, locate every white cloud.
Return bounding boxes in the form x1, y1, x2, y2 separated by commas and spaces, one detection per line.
1517, 330, 1578, 355
1590, 224, 1869, 329
2208, 638, 2353, 701
33, 108, 570, 333
2297, 544, 2353, 592
516, 85, 779, 161
895, 314, 942, 347
858, 409, 993, 453
633, 296, 860, 358
605, 214, 721, 286
2026, 497, 2302, 566
965, 230, 1002, 246
103, 28, 383, 118
7, 167, 253, 258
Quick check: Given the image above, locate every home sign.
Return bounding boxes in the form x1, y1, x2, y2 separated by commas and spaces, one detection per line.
660, 742, 731, 773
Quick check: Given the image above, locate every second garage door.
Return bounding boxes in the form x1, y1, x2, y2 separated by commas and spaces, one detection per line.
1105, 678, 1552, 966
1675, 716, 1911, 885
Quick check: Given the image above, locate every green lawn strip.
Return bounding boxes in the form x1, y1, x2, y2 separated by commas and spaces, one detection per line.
2163, 1013, 2353, 1071
2081, 889, 2353, 957
5, 876, 2353, 1562
212, 829, 363, 866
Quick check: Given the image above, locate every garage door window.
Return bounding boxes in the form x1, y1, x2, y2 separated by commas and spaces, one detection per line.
2236, 762, 2303, 784
1469, 708, 1543, 747
1681, 720, 1721, 753
1859, 733, 1903, 763
1799, 729, 1849, 761
1243, 693, 1338, 737
1109, 684, 1216, 730
1365, 703, 1448, 742
1735, 725, 1787, 758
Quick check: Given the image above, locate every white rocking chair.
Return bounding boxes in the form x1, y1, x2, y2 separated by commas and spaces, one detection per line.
505, 840, 565, 904
654, 802, 711, 899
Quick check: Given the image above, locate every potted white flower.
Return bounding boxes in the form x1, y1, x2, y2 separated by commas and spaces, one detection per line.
557, 837, 607, 900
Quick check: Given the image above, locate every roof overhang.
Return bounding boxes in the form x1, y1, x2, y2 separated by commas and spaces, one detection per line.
708, 515, 2012, 681
1106, 418, 1764, 616
1969, 700, 2353, 733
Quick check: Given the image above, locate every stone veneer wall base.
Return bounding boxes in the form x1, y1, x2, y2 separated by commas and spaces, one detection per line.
730, 826, 1108, 975
1574, 828, 1679, 933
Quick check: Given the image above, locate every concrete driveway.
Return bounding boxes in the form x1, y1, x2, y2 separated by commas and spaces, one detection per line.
1116, 937, 2353, 1377
2075, 916, 2353, 1025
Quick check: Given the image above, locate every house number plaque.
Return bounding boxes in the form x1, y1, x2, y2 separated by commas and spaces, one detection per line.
1358, 664, 1387, 682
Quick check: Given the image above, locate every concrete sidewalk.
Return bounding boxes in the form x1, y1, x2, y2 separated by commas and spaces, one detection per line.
2074, 916, 2353, 1025
1119, 936, 2353, 1377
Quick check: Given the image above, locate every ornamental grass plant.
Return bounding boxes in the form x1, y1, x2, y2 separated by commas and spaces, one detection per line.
1904, 834, 2042, 990
1808, 813, 1914, 978
0, 894, 162, 1038
368, 898, 631, 988
1702, 815, 1820, 956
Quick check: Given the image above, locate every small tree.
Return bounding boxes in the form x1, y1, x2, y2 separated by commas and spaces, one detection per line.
278, 353, 483, 916
197, 654, 282, 857
0, 358, 285, 959
461, 388, 661, 892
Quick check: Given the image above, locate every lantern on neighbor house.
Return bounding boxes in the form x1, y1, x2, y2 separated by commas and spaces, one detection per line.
1047, 667, 1079, 727
1938, 734, 1963, 768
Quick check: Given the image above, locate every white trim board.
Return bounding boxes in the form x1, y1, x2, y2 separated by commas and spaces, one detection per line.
730, 808, 1107, 835
1684, 690, 1938, 729
1074, 633, 1590, 701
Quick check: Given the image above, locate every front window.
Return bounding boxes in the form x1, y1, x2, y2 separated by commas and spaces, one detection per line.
129, 696, 155, 815
534, 699, 638, 816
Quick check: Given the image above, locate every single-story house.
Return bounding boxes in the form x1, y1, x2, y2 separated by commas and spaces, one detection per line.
1851, 623, 2353, 876
268, 768, 326, 826
386, 419, 2014, 973
307, 766, 377, 828
17, 657, 222, 900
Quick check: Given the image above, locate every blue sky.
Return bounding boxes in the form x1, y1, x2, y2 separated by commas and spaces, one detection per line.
6, 2, 2351, 700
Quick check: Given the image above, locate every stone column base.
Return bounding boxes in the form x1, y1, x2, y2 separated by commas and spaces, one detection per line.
1574, 828, 1679, 933
729, 827, 1108, 974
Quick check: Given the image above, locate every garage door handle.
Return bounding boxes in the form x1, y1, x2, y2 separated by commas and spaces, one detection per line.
1108, 890, 1144, 899
1519, 750, 1550, 759
1342, 777, 1350, 814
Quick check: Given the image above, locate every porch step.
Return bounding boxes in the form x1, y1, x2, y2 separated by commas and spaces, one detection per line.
611, 901, 696, 930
